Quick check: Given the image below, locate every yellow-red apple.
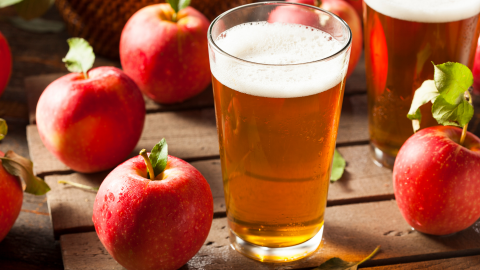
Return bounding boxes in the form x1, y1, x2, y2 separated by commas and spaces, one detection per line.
36, 67, 146, 173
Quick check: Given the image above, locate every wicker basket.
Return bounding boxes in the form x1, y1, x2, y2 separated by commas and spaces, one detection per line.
55, 0, 254, 59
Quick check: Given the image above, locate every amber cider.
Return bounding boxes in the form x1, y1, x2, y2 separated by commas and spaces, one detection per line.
210, 22, 348, 247
364, 0, 480, 164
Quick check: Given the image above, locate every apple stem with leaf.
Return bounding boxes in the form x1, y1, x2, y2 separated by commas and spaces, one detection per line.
408, 62, 475, 147
62, 37, 95, 79
140, 138, 169, 180
139, 149, 156, 180
460, 90, 473, 145
167, 0, 191, 22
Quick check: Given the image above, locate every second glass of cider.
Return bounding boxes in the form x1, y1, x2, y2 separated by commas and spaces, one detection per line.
207, 2, 352, 263
364, 0, 480, 167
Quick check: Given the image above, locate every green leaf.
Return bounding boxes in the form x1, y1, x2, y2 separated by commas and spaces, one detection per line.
166, 0, 190, 13
9, 17, 64, 33
167, 0, 180, 13
179, 0, 191, 10
407, 80, 439, 132
432, 95, 474, 127
0, 150, 50, 195
330, 149, 345, 182
149, 138, 169, 177
0, 0, 23, 8
62, 38, 95, 78
313, 246, 380, 270
433, 62, 473, 104
0, 118, 7, 141
14, 0, 54, 20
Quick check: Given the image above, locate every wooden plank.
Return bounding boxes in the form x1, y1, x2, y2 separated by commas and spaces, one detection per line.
363, 255, 480, 269
25, 74, 214, 125
330, 145, 393, 205
26, 109, 219, 176
344, 52, 366, 95
27, 94, 369, 176
337, 94, 369, 144
45, 144, 392, 239
60, 200, 480, 269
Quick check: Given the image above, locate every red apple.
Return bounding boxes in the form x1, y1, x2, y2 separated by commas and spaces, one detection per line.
0, 151, 23, 242
120, 4, 211, 104
345, 0, 363, 21
269, 0, 362, 78
0, 31, 12, 97
473, 36, 480, 95
36, 67, 146, 173
393, 126, 480, 235
92, 153, 213, 270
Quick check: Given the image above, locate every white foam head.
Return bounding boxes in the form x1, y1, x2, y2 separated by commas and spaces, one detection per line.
209, 22, 350, 98
364, 0, 480, 23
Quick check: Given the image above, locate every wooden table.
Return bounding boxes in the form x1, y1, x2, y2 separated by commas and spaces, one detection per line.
1, 5, 480, 270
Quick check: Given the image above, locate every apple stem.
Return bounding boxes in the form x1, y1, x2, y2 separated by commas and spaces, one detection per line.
57, 180, 99, 192
139, 149, 155, 180
314, 0, 321, 6
459, 91, 473, 146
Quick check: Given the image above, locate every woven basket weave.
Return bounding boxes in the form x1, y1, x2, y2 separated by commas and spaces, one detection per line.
55, 0, 254, 59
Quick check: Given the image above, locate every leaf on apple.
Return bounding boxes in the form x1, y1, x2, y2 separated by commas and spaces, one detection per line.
0, 118, 7, 141
330, 149, 345, 182
434, 62, 473, 104
0, 150, 50, 195
313, 246, 380, 270
408, 62, 474, 132
407, 80, 439, 132
167, 0, 191, 14
62, 38, 95, 79
149, 138, 168, 177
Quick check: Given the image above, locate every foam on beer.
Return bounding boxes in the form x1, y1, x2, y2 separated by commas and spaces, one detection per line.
210, 22, 348, 98
364, 0, 480, 23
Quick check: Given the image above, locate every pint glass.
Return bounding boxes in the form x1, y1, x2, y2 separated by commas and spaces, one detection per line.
208, 2, 351, 262
364, 0, 480, 167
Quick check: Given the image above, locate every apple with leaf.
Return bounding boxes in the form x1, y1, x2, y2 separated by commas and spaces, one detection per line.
120, 0, 211, 104
393, 62, 480, 235
0, 119, 50, 242
93, 139, 213, 270
36, 38, 145, 173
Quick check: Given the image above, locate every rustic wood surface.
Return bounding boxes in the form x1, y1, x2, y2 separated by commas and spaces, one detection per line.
60, 201, 480, 269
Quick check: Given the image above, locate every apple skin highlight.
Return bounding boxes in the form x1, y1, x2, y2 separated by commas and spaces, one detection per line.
93, 154, 213, 270
393, 126, 480, 235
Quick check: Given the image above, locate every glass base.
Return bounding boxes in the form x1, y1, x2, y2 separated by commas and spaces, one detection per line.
229, 225, 324, 262
370, 143, 395, 169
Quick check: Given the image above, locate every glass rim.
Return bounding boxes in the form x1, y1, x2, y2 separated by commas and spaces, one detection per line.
207, 1, 353, 67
